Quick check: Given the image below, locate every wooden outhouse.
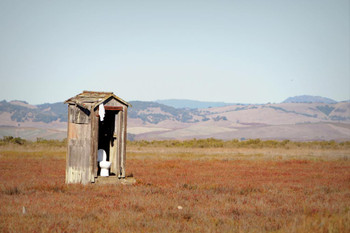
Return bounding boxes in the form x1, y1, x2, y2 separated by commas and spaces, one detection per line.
64, 91, 130, 184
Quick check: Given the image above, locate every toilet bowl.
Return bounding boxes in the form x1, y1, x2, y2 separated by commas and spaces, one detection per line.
98, 149, 111, 177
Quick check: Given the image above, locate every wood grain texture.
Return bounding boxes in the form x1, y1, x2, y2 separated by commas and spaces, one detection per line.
65, 92, 129, 184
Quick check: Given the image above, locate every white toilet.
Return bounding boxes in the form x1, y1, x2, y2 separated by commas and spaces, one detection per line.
98, 149, 111, 177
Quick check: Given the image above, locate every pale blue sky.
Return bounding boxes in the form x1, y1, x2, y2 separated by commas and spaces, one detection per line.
0, 0, 349, 104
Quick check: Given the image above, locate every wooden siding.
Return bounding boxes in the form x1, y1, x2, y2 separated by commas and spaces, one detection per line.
66, 92, 129, 184
104, 97, 124, 107
116, 110, 122, 177
65, 106, 71, 184
121, 105, 127, 178
110, 111, 119, 175
90, 109, 99, 181
66, 121, 92, 184
69, 105, 90, 124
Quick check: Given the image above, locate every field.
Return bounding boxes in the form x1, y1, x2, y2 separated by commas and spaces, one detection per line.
1, 139, 350, 232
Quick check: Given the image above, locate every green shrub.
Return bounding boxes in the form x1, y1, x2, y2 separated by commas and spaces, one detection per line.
0, 136, 27, 145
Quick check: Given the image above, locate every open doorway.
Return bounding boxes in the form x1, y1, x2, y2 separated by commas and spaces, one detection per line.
98, 110, 119, 176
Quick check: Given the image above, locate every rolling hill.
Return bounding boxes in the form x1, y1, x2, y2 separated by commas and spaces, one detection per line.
0, 96, 350, 141
155, 99, 234, 109
282, 95, 337, 104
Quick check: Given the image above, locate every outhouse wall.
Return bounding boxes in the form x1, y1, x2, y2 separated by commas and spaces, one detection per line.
66, 104, 94, 184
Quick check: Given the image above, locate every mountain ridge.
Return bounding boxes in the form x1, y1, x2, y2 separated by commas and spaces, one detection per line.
156, 95, 341, 109
1, 95, 349, 141
155, 99, 235, 109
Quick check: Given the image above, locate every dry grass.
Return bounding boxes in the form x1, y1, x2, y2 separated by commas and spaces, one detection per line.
128, 145, 350, 161
0, 143, 349, 232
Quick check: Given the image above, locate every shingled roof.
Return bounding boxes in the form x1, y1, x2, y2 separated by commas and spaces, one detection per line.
64, 91, 130, 109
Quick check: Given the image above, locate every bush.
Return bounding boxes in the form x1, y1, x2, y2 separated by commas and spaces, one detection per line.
127, 138, 350, 149
0, 136, 67, 147
0, 136, 27, 145
35, 138, 66, 147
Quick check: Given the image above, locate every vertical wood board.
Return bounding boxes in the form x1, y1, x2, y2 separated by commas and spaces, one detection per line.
90, 110, 98, 181
121, 106, 127, 178
66, 122, 91, 184
117, 110, 123, 177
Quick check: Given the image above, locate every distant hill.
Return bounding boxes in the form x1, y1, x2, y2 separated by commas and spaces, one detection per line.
0, 100, 67, 140
128, 101, 199, 124
0, 100, 67, 123
1, 97, 350, 141
283, 95, 337, 104
155, 99, 233, 109
127, 101, 350, 141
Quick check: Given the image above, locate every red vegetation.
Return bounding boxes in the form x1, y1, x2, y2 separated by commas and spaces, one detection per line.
1, 149, 350, 232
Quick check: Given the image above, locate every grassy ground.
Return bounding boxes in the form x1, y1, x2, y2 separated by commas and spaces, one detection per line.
0, 141, 349, 232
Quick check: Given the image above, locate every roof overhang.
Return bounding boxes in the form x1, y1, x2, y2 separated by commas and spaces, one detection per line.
64, 91, 131, 109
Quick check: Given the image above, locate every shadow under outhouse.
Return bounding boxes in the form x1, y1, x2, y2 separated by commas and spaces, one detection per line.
64, 91, 130, 184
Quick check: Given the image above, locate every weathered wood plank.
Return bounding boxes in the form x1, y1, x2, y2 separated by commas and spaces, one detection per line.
121, 106, 127, 178
66, 114, 92, 184
117, 111, 123, 177
104, 106, 123, 111
104, 97, 124, 107
90, 109, 98, 181
110, 112, 119, 174
71, 105, 90, 124
65, 106, 72, 184
94, 176, 136, 185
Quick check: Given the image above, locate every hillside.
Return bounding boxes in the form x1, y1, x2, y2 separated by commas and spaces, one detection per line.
0, 100, 67, 140
129, 102, 350, 141
0, 100, 67, 124
128, 101, 199, 124
283, 95, 337, 104
155, 99, 233, 109
0, 97, 350, 141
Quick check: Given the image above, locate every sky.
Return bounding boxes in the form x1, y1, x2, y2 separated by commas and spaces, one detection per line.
0, 0, 349, 104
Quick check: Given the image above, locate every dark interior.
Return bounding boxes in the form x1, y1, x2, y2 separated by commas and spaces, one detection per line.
98, 110, 116, 163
